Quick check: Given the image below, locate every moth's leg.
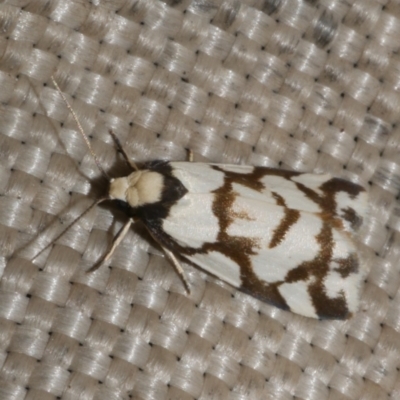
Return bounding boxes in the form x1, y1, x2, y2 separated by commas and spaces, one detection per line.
108, 129, 138, 171
160, 244, 191, 293
186, 149, 194, 163
87, 218, 133, 273
144, 226, 191, 293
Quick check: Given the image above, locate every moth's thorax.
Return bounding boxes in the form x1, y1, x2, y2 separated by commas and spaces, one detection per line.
109, 170, 164, 207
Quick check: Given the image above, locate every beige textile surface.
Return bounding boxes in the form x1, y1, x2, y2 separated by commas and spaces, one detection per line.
1, 0, 400, 399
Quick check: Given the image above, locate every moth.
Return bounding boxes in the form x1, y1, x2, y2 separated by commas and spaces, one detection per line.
45, 78, 369, 320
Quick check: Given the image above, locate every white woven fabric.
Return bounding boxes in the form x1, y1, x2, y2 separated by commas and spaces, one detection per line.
0, 1, 399, 399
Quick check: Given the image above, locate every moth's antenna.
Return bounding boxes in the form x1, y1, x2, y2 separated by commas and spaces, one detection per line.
51, 76, 110, 180
108, 129, 138, 171
31, 197, 108, 263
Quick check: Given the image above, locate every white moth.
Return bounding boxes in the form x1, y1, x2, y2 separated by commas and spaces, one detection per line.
47, 78, 369, 320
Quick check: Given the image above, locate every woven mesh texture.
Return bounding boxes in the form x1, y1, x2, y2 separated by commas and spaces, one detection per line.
1, 0, 400, 399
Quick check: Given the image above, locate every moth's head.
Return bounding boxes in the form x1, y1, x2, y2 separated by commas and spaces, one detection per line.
109, 170, 164, 208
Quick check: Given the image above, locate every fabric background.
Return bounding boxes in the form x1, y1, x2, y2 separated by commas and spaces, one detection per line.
1, 0, 400, 399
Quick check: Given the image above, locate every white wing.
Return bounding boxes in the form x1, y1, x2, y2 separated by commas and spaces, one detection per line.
159, 162, 368, 319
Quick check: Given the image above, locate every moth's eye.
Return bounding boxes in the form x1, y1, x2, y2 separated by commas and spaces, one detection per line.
115, 199, 131, 213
